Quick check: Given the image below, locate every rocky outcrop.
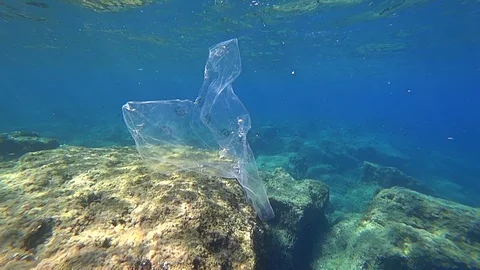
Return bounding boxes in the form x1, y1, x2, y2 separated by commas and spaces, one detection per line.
259, 168, 330, 270
0, 146, 261, 269
354, 145, 408, 170
0, 131, 59, 161
314, 187, 480, 270
361, 161, 431, 195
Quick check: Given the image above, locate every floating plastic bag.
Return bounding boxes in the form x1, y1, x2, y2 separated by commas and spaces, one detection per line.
122, 39, 274, 221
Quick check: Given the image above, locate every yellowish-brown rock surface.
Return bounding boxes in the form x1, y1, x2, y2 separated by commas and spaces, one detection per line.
0, 146, 260, 269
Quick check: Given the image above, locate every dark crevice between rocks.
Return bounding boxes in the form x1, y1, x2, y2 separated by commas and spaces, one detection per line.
255, 203, 329, 270
254, 170, 330, 270
21, 217, 55, 253
291, 207, 329, 270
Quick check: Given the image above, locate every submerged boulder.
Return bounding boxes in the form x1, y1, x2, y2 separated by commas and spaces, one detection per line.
354, 144, 409, 170
0, 146, 261, 269
314, 187, 480, 269
259, 168, 330, 270
361, 161, 431, 195
0, 131, 59, 161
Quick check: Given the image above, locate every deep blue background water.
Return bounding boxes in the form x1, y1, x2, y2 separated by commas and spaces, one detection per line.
1, 0, 479, 200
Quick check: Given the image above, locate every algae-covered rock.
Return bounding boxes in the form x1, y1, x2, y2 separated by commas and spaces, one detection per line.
259, 168, 329, 270
0, 2, 48, 22
362, 161, 432, 195
353, 144, 409, 169
270, 0, 363, 14
0, 146, 261, 269
0, 131, 59, 161
314, 187, 480, 269
61, 0, 160, 12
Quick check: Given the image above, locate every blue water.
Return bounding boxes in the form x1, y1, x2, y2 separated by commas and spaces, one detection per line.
1, 0, 480, 202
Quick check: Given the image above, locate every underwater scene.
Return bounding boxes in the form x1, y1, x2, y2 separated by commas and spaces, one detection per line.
1, 0, 480, 269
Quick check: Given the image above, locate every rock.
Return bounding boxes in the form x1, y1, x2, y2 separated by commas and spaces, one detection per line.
286, 153, 310, 179
60, 0, 155, 12
314, 187, 480, 269
284, 140, 360, 180
0, 146, 261, 269
353, 145, 409, 170
259, 168, 329, 270
0, 131, 59, 161
305, 164, 337, 179
362, 161, 432, 195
